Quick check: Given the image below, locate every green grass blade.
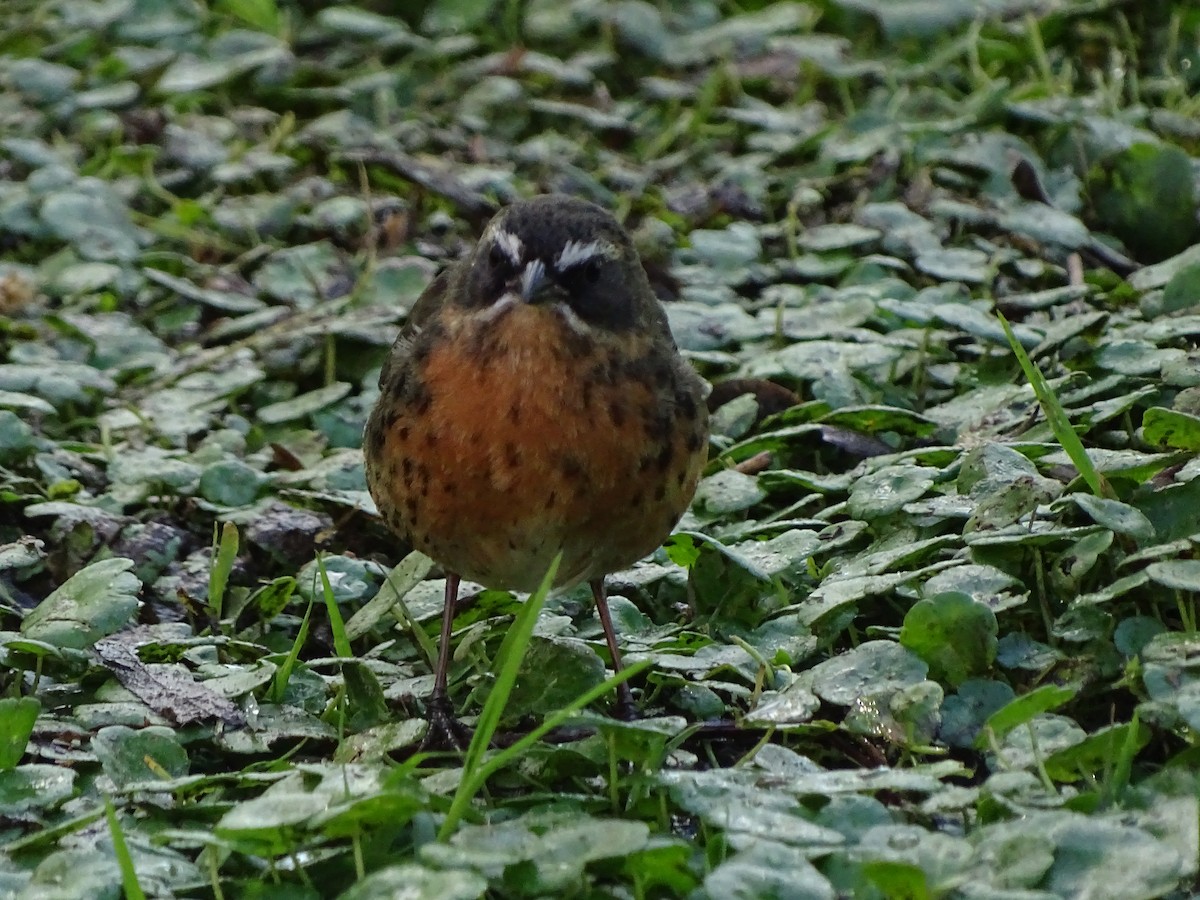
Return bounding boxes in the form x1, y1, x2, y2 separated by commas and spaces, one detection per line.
105, 798, 146, 900
463, 554, 560, 771
345, 552, 434, 641
208, 521, 239, 622
439, 554, 560, 840
438, 656, 652, 841
317, 554, 353, 658
271, 596, 314, 702
216, 0, 281, 34
1106, 708, 1140, 805
997, 313, 1106, 496
465, 659, 653, 794
351, 554, 438, 670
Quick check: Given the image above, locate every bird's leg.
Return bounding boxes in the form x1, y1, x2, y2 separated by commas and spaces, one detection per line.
421, 573, 471, 750
590, 578, 636, 720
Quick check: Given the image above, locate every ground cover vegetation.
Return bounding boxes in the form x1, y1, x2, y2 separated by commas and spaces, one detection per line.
2, 0, 1200, 897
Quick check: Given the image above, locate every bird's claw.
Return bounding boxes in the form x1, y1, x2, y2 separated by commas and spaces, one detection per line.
419, 694, 472, 752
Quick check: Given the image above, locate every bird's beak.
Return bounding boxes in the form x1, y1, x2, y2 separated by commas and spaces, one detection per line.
517, 259, 546, 301
515, 260, 565, 305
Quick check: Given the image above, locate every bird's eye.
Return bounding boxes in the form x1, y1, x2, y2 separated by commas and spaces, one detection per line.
562, 259, 602, 289
488, 244, 506, 269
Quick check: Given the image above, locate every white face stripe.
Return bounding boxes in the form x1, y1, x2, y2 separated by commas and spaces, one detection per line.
554, 303, 591, 336
492, 229, 523, 265
555, 239, 615, 271
476, 293, 517, 322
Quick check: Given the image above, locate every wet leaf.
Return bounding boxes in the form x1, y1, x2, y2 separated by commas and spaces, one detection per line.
0, 698, 39, 770
900, 592, 998, 687
1145, 560, 1200, 593
810, 641, 928, 707
1142, 407, 1200, 451
253, 242, 350, 307
338, 864, 487, 900
704, 843, 835, 899
939, 679, 1014, 749
847, 465, 937, 520
0, 410, 36, 463
0, 764, 76, 814
258, 382, 353, 424
92, 724, 189, 787
21, 558, 141, 650
977, 684, 1078, 748
1069, 494, 1155, 543
505, 636, 605, 717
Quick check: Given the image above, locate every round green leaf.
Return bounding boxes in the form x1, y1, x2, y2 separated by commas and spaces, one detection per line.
505, 636, 605, 718
810, 640, 928, 707
258, 382, 352, 425
0, 410, 36, 463
198, 459, 264, 506
0, 764, 76, 814
216, 789, 330, 855
847, 465, 937, 520
1146, 560, 1200, 592
975, 683, 1077, 747
704, 847, 835, 900
939, 679, 1014, 748
1161, 261, 1200, 313
20, 558, 141, 650
900, 592, 998, 687
1142, 407, 1200, 451
1091, 142, 1199, 262
1071, 494, 1156, 542
92, 725, 189, 787
693, 470, 767, 518
18, 847, 120, 900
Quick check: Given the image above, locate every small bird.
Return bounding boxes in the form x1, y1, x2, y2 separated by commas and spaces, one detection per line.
363, 195, 708, 745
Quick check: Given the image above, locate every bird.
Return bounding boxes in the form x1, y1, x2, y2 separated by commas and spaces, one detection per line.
363, 194, 709, 747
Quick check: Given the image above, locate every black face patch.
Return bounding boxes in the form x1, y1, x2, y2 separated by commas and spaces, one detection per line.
552, 253, 635, 331
463, 238, 518, 309
460, 196, 640, 332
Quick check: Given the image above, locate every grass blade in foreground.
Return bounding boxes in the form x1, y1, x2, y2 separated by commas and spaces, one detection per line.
105, 798, 146, 900
317, 553, 353, 658
440, 555, 561, 839
438, 659, 652, 840
207, 522, 239, 622
270, 596, 314, 702
997, 312, 1107, 497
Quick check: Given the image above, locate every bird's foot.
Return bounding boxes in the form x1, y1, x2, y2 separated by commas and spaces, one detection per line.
613, 700, 638, 722
614, 684, 638, 722
419, 694, 472, 752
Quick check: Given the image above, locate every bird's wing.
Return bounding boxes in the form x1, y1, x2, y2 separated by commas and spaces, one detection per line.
377, 266, 453, 389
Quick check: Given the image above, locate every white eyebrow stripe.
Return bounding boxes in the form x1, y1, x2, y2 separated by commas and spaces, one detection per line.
555, 239, 613, 270
493, 229, 523, 265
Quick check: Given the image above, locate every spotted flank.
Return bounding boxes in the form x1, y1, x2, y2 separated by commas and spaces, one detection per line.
367, 297, 706, 593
